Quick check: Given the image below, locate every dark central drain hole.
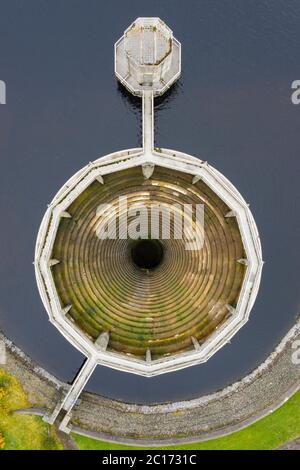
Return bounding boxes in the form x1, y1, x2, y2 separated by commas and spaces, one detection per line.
131, 239, 164, 270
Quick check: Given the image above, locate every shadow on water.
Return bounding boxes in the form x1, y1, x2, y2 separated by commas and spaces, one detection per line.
117, 79, 183, 148
117, 83, 142, 146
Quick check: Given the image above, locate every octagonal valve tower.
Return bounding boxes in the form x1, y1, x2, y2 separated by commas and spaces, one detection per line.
115, 17, 181, 96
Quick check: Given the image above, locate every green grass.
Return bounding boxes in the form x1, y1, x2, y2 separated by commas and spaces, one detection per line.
73, 389, 300, 450
0, 369, 63, 450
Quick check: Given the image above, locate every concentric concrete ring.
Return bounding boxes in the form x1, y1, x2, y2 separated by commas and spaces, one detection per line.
51, 166, 246, 359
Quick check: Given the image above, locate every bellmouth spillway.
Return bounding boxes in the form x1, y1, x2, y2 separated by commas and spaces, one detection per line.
34, 17, 263, 428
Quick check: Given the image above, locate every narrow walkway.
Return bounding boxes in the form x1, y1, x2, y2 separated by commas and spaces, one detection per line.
44, 356, 97, 430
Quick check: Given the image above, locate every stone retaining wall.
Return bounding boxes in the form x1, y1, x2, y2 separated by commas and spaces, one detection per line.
1, 322, 300, 446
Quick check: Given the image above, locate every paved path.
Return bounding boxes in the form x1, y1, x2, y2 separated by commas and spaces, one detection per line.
278, 438, 300, 450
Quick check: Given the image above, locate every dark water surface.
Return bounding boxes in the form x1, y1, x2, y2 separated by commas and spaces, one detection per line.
0, 0, 299, 404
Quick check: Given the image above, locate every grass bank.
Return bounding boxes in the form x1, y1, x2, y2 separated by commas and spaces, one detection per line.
0, 368, 62, 450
